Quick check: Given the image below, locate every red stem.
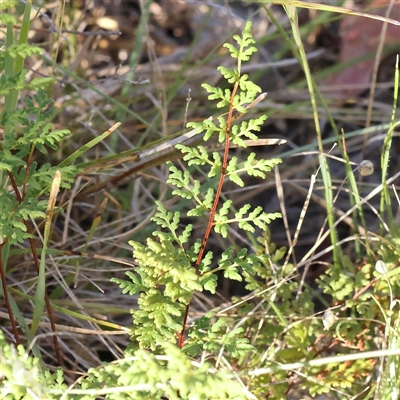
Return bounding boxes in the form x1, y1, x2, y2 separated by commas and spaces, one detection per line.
178, 82, 240, 348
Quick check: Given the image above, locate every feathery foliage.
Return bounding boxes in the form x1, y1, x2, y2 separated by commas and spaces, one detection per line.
112, 21, 282, 354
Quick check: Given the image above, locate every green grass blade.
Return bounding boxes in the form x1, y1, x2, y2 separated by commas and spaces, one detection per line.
380, 56, 399, 229
284, 5, 340, 268
8, 285, 128, 332
0, 281, 41, 359
31, 171, 61, 335
14, 0, 31, 74
58, 122, 120, 168
4, 9, 16, 115
341, 150, 371, 260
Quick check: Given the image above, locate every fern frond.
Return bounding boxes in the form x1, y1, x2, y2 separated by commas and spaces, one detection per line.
5, 43, 43, 59
214, 200, 233, 238
0, 70, 27, 95
176, 144, 211, 166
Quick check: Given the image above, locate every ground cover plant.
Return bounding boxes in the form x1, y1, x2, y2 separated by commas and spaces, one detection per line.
1, 1, 399, 399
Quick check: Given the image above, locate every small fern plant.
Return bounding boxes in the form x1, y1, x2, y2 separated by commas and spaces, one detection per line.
112, 21, 282, 355
0, 1, 78, 246
0, 1, 80, 356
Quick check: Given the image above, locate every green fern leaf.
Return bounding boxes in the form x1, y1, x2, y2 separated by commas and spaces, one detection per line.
151, 201, 179, 233
214, 200, 232, 238
200, 273, 218, 294
228, 172, 244, 187
235, 204, 251, 219
218, 66, 239, 83
224, 266, 242, 281
221, 328, 255, 357
209, 152, 222, 177
111, 271, 146, 295
28, 77, 56, 91
223, 42, 240, 59
0, 70, 27, 95
204, 188, 215, 209
239, 74, 262, 94
199, 251, 214, 271
6, 43, 43, 58
227, 157, 244, 186
0, 13, 17, 25
178, 223, 193, 244
187, 204, 208, 216
176, 144, 210, 166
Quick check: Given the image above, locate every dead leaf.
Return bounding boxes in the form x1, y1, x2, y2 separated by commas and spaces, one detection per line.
325, 1, 400, 99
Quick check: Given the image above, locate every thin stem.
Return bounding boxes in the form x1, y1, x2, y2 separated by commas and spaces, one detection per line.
7, 172, 63, 366
178, 81, 240, 348
0, 241, 21, 345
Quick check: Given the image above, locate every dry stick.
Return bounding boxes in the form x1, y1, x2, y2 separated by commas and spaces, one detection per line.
59, 29, 122, 36
6, 171, 63, 366
274, 166, 296, 268
184, 88, 192, 128
178, 82, 241, 348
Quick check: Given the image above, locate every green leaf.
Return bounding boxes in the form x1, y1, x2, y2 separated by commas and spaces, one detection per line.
187, 204, 208, 217
152, 200, 180, 233
202, 83, 231, 108
182, 341, 203, 357
204, 188, 215, 209
229, 172, 244, 187
200, 273, 218, 294
209, 152, 222, 178
223, 42, 240, 59
211, 318, 227, 333
6, 43, 43, 59
224, 266, 242, 281
214, 200, 232, 238
178, 224, 193, 244
177, 144, 210, 166
199, 251, 213, 272
111, 271, 147, 295
218, 66, 239, 83
0, 70, 27, 95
